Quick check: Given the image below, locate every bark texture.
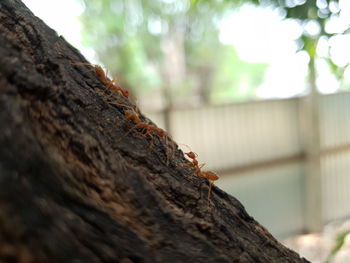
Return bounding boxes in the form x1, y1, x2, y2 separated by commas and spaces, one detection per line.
0, 1, 310, 262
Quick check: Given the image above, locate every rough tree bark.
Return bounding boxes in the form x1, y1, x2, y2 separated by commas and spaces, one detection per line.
0, 1, 310, 262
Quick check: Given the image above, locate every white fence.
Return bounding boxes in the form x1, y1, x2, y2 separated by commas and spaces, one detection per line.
320, 94, 350, 223
145, 92, 350, 239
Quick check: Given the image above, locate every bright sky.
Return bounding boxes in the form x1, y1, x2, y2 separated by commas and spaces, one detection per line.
220, 4, 308, 98
220, 3, 350, 98
22, 0, 350, 99
22, 0, 97, 63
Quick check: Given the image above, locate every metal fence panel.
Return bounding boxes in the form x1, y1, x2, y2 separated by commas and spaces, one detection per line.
216, 163, 304, 239
319, 93, 350, 222
170, 99, 301, 171
321, 151, 350, 222
320, 93, 350, 149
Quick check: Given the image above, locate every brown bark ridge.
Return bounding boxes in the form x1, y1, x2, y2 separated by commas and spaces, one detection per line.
0, 1, 309, 262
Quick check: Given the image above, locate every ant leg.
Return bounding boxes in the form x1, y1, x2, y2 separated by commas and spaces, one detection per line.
141, 129, 155, 150
179, 160, 203, 178
190, 164, 206, 178
116, 123, 143, 142
110, 101, 135, 111
111, 103, 140, 125
185, 170, 198, 180
105, 87, 123, 99
198, 163, 206, 170
206, 180, 215, 208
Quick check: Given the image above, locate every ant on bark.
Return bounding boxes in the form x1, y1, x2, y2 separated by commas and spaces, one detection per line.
200, 171, 219, 200
181, 145, 205, 173
72, 62, 129, 98
110, 95, 178, 167
183, 147, 219, 200
120, 109, 166, 140
112, 103, 168, 148
184, 151, 205, 174
116, 106, 173, 165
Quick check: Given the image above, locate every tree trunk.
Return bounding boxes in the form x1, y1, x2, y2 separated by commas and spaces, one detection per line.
0, 1, 310, 262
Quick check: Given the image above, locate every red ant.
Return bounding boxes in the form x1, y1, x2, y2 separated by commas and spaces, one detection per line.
184, 151, 205, 174
110, 101, 173, 165
200, 171, 219, 200
117, 106, 174, 164
72, 62, 129, 98
117, 108, 167, 144
183, 148, 219, 200
181, 144, 205, 173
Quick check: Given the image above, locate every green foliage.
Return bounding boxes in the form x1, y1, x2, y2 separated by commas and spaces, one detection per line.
79, 0, 344, 105
211, 45, 268, 103
79, 0, 251, 102
302, 35, 318, 58
324, 230, 350, 263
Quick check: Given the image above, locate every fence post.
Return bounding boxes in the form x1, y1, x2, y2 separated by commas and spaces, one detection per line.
301, 56, 323, 232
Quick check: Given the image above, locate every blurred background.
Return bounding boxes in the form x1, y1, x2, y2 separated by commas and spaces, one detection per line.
22, 0, 350, 261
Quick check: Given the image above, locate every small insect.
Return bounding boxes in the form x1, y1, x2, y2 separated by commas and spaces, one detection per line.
185, 151, 204, 175
185, 151, 197, 160
135, 122, 167, 141
110, 101, 173, 165
124, 109, 142, 124
116, 107, 174, 165
184, 151, 201, 172
199, 171, 219, 200
118, 109, 167, 143
109, 82, 129, 98
72, 62, 129, 98
183, 147, 219, 200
